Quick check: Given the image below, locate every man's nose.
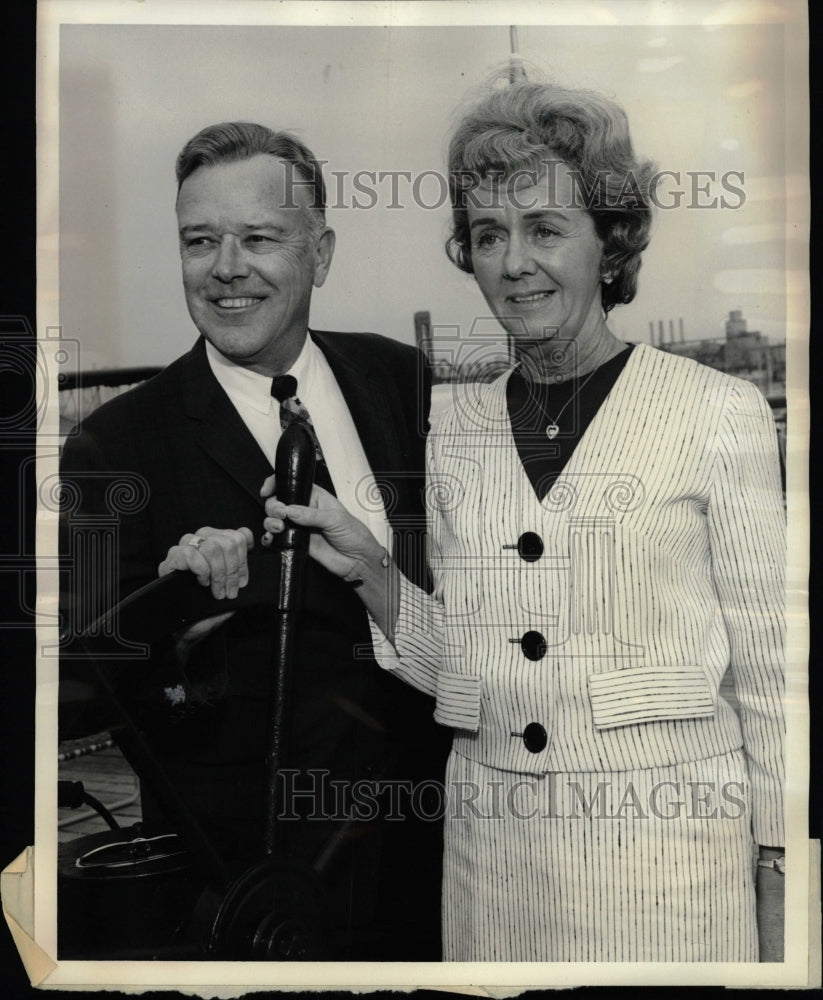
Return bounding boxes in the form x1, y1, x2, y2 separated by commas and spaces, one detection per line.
212, 237, 250, 282
502, 232, 537, 280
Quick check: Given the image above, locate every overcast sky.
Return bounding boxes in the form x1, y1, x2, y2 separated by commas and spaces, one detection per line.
52, 8, 805, 370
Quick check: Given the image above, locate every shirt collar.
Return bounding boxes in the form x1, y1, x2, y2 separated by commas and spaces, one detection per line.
204, 334, 317, 414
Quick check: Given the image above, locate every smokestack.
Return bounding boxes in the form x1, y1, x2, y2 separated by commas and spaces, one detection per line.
679, 318, 685, 342
649, 321, 654, 344
414, 311, 431, 359
658, 320, 664, 346
669, 319, 674, 343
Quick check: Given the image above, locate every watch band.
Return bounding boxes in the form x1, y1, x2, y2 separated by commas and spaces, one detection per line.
757, 855, 785, 874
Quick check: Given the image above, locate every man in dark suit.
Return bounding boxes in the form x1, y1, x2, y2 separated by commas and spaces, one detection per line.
59, 122, 447, 960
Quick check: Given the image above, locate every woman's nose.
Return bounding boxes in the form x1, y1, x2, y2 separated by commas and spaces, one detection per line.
502, 232, 537, 280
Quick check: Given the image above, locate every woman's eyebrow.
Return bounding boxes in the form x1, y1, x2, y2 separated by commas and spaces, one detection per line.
521, 209, 571, 221
468, 216, 499, 230
469, 209, 572, 230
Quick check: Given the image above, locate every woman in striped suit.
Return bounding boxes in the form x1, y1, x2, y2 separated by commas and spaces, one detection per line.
264, 81, 785, 962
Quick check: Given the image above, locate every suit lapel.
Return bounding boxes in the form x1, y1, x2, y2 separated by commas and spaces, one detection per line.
310, 331, 405, 486
180, 338, 273, 504
176, 334, 416, 518
311, 331, 432, 589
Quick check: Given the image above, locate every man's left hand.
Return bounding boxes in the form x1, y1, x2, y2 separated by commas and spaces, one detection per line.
158, 525, 254, 658
158, 526, 254, 599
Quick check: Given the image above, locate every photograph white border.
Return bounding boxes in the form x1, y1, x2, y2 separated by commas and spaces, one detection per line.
28, 0, 811, 991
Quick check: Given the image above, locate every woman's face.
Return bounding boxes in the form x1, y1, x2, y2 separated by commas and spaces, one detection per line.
466, 160, 607, 352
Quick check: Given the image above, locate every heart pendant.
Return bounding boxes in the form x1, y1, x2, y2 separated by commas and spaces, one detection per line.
546, 424, 559, 440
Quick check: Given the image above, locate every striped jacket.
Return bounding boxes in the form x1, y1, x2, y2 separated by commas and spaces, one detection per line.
375, 343, 785, 847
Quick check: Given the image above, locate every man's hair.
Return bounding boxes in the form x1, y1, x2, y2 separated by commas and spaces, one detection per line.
445, 81, 656, 312
175, 121, 327, 233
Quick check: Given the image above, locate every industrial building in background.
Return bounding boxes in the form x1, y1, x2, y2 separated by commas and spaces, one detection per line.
416, 307, 787, 480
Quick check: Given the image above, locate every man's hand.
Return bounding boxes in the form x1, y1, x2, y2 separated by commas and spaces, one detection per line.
158, 526, 254, 599
158, 526, 254, 657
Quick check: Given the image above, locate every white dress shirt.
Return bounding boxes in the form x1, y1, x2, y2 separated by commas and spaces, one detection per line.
205, 336, 390, 549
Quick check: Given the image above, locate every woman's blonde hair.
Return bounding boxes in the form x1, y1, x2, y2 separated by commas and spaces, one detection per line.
446, 80, 656, 312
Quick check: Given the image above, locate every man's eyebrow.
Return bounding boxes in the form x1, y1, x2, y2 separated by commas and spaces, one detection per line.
241, 222, 288, 233
178, 222, 288, 235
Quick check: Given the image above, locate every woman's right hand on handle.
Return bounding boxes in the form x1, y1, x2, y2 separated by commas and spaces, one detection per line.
260, 475, 384, 580
260, 476, 400, 640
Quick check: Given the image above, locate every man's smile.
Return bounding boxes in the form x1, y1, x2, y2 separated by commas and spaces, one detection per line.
211, 296, 265, 309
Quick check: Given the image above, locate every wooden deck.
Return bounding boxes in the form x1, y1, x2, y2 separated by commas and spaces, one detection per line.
58, 738, 142, 845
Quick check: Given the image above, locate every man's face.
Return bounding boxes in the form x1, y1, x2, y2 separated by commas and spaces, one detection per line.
176, 154, 334, 375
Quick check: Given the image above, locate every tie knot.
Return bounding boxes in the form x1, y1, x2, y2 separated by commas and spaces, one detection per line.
271, 374, 298, 402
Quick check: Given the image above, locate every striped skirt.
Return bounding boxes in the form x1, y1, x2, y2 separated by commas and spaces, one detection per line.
442, 748, 757, 962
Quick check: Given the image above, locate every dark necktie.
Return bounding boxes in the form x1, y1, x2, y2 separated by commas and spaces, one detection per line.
270, 374, 336, 496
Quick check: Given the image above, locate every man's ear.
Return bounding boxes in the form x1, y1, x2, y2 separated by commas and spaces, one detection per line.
313, 228, 336, 288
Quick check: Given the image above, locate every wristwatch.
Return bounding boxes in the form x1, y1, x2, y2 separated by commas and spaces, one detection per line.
757, 854, 785, 874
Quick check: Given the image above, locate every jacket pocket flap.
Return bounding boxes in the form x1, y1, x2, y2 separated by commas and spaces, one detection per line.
587, 667, 714, 730
434, 673, 483, 732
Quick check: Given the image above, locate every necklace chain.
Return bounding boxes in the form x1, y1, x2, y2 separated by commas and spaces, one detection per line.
530, 365, 600, 440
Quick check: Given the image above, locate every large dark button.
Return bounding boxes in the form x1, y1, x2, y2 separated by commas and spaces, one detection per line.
523, 723, 548, 753
517, 532, 544, 562
520, 630, 547, 661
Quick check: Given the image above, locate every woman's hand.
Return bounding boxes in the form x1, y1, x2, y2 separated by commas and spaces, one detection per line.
260, 475, 399, 637
260, 475, 384, 580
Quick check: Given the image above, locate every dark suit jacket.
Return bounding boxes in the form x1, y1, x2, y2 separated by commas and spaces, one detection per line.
60, 331, 448, 959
